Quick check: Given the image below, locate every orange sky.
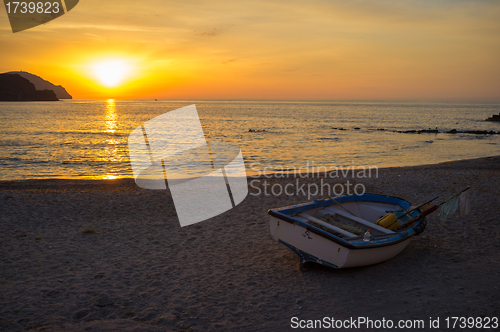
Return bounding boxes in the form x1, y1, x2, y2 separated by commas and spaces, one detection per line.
1, 0, 499, 100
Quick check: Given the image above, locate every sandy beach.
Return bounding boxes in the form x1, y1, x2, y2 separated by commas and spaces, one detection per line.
1, 155, 499, 331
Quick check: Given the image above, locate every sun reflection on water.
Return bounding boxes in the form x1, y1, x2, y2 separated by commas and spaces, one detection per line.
105, 99, 117, 133
101, 99, 121, 180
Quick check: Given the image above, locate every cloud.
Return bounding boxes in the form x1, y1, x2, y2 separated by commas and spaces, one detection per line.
221, 58, 237, 64
195, 28, 223, 37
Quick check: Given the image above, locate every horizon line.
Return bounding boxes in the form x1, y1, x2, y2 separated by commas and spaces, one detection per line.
63, 98, 500, 103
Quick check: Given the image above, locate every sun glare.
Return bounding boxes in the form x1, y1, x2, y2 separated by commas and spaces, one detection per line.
92, 60, 131, 87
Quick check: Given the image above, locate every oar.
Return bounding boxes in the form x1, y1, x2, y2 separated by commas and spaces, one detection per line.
397, 196, 439, 219
373, 196, 439, 231
445, 186, 471, 199
400, 187, 470, 229
399, 205, 439, 229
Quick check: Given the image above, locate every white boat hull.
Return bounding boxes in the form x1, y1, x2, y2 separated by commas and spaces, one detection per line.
268, 194, 426, 269
270, 215, 411, 268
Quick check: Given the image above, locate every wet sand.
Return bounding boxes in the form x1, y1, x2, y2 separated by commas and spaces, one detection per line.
0, 156, 499, 331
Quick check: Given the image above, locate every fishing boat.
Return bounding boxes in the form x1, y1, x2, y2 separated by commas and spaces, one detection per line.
268, 194, 430, 269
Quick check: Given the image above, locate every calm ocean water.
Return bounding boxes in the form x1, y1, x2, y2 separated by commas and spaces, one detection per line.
0, 99, 499, 180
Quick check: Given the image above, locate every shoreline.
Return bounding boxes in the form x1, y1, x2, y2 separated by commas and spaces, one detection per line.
1, 154, 499, 331
1, 154, 499, 192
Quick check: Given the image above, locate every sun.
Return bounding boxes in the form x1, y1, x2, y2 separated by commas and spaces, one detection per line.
92, 60, 131, 87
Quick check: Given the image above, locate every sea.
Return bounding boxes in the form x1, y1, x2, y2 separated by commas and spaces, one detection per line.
0, 99, 499, 181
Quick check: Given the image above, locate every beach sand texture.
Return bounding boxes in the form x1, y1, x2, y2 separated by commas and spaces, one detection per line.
0, 156, 499, 331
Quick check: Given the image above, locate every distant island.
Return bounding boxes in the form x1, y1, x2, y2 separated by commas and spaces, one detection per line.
0, 73, 66, 101
7, 71, 72, 99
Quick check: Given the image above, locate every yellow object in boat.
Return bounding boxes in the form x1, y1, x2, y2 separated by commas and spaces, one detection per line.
375, 213, 399, 230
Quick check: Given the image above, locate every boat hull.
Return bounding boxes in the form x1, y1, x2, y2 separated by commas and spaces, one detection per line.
270, 215, 411, 268
268, 194, 425, 269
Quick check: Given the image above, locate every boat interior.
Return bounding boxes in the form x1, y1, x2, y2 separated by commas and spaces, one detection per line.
291, 200, 415, 241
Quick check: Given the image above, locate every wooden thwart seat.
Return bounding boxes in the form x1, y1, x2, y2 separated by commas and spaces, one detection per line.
298, 213, 357, 237
322, 207, 394, 234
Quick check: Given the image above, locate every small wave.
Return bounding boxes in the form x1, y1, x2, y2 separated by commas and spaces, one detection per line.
400, 145, 422, 150
27, 160, 52, 164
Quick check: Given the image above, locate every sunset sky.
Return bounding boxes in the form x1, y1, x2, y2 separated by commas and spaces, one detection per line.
1, 0, 499, 100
